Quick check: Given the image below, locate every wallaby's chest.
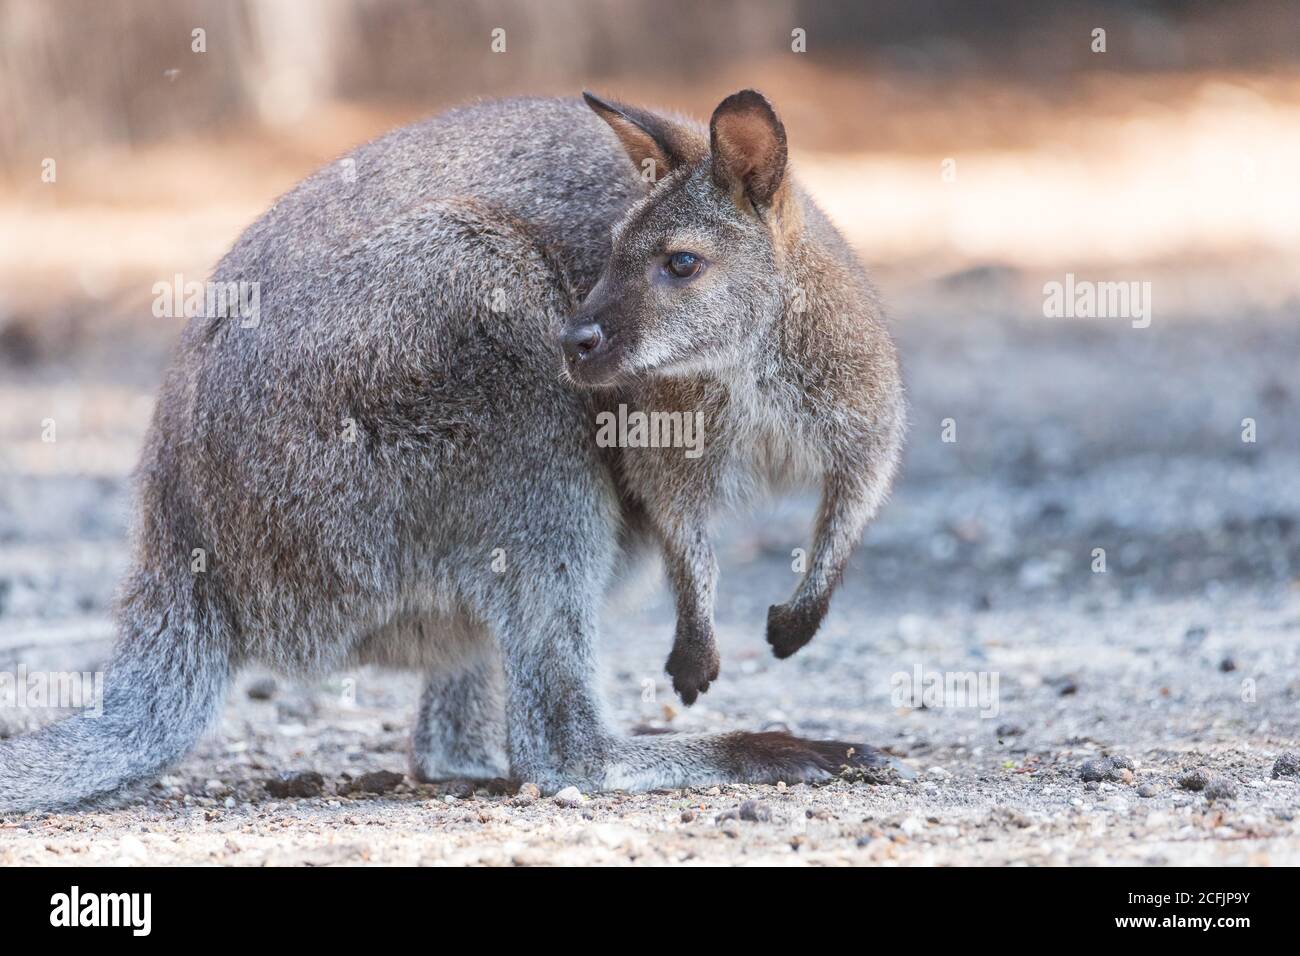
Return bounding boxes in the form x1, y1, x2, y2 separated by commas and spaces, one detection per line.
738, 395, 816, 489
610, 377, 826, 515
711, 383, 825, 498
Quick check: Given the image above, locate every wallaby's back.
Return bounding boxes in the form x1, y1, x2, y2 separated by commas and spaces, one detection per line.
162, 95, 646, 667
222, 97, 639, 306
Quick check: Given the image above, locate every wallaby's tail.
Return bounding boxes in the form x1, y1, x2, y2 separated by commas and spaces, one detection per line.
0, 597, 230, 815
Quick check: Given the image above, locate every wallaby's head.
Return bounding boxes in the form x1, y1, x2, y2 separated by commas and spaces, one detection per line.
562, 89, 795, 387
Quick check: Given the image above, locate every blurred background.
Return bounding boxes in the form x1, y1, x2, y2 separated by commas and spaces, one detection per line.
2, 0, 1299, 373
2, 1, 1300, 864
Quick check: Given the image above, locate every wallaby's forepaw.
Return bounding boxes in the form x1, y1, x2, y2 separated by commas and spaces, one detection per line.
766, 602, 823, 659
665, 638, 720, 706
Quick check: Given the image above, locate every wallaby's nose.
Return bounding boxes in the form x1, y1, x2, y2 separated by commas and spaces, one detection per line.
562, 323, 604, 362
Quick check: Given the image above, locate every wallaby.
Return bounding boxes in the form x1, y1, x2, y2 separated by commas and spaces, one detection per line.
0, 89, 904, 813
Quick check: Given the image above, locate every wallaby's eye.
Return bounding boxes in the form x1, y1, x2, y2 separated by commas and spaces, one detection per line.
666, 251, 702, 279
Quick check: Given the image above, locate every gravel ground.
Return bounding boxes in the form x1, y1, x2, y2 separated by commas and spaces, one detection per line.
2, 275, 1299, 865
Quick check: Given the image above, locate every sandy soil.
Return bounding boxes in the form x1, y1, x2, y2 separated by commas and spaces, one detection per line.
2, 270, 1298, 865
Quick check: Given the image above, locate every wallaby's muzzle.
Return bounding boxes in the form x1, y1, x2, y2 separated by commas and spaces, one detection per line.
560, 301, 629, 386
561, 321, 604, 362
562, 324, 618, 386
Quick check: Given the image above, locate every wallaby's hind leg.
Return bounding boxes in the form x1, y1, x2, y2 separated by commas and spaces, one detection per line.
410, 636, 508, 783
478, 513, 902, 792
492, 586, 899, 791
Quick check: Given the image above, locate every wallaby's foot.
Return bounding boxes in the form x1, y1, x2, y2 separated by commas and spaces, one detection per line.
411, 734, 508, 786
411, 756, 510, 785
716, 730, 900, 784
410, 645, 509, 784
765, 601, 825, 659
599, 730, 908, 791
507, 731, 905, 793
664, 630, 720, 705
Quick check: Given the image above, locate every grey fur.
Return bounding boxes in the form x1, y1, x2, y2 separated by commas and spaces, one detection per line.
410, 626, 508, 783
570, 89, 904, 694
0, 92, 903, 812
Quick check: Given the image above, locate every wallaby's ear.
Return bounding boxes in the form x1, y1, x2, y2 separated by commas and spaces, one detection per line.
709, 89, 788, 211
583, 91, 702, 183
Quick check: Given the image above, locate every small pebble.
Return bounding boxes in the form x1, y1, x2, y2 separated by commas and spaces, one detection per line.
1271, 753, 1300, 779
264, 771, 324, 799
899, 815, 925, 836
1178, 768, 1213, 792
1204, 778, 1237, 801
553, 786, 585, 807
1080, 758, 1114, 782
444, 779, 475, 800
246, 677, 277, 701
738, 799, 772, 822
1137, 783, 1160, 798
353, 770, 404, 794
1218, 657, 1237, 673
680, 809, 697, 823
511, 782, 540, 806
